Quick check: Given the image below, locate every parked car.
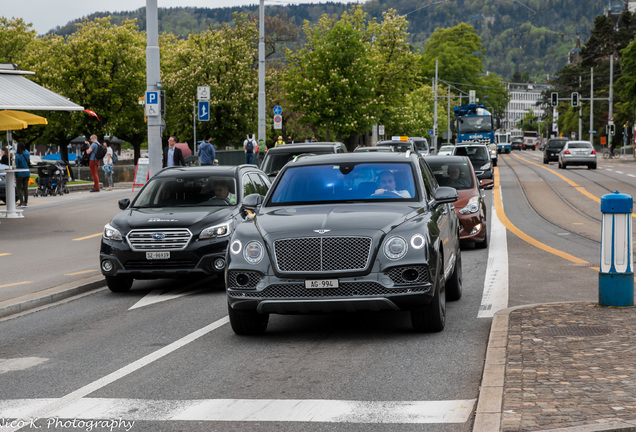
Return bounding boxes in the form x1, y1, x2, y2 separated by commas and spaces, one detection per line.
226, 152, 462, 334
511, 138, 524, 151
452, 143, 494, 182
260, 142, 347, 181
409, 137, 431, 156
558, 140, 596, 169
376, 139, 418, 153
425, 156, 490, 249
543, 138, 568, 164
99, 165, 271, 293
353, 146, 395, 152
437, 145, 455, 156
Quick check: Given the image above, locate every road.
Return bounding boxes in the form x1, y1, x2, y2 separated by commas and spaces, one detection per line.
0, 153, 633, 431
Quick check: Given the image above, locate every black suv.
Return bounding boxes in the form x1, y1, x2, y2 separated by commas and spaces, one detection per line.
100, 165, 270, 292
260, 142, 347, 181
226, 152, 462, 334
543, 138, 568, 163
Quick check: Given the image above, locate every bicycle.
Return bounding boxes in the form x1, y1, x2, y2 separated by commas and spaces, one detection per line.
602, 149, 621, 159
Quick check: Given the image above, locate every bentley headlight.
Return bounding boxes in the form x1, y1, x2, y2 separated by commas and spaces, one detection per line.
459, 196, 480, 215
244, 241, 264, 264
480, 162, 492, 170
384, 236, 407, 260
103, 223, 123, 241
200, 220, 232, 240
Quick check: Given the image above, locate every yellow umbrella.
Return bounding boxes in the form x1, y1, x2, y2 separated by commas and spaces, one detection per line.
0, 113, 28, 131
0, 110, 48, 126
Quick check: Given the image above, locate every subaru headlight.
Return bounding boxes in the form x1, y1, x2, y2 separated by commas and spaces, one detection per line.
200, 220, 232, 240
244, 241, 264, 264
480, 162, 492, 170
103, 223, 123, 241
384, 236, 407, 260
459, 196, 480, 215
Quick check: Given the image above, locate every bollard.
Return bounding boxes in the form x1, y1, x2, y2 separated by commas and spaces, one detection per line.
599, 191, 634, 306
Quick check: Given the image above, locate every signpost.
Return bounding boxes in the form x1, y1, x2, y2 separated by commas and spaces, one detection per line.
198, 101, 210, 122
145, 91, 159, 117
273, 114, 282, 130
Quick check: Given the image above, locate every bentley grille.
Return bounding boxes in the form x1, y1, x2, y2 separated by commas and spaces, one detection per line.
127, 228, 192, 251
229, 282, 429, 298
274, 236, 372, 272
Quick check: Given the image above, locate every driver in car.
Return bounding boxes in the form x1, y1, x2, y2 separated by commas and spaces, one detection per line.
372, 170, 411, 198
209, 179, 234, 205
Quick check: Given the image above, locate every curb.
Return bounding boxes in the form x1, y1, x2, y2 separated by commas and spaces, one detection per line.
0, 275, 106, 320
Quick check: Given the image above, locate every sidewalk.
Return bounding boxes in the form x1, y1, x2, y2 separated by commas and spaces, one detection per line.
475, 302, 636, 432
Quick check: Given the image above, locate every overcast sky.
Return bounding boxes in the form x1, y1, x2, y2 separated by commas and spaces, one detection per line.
4, 0, 361, 35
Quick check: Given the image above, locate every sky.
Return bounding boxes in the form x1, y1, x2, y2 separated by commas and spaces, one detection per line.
4, 0, 361, 35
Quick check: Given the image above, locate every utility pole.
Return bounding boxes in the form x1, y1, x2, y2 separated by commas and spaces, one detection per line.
146, 0, 162, 177
258, 0, 266, 148
608, 54, 614, 149
578, 75, 582, 140
433, 60, 438, 153
589, 67, 594, 145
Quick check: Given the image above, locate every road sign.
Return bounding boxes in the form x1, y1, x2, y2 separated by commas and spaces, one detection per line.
198, 101, 210, 121
145, 91, 159, 117
428, 129, 434, 136
273, 105, 282, 115
609, 115, 614, 122
273, 114, 282, 130
378, 125, 384, 135
197, 86, 210, 101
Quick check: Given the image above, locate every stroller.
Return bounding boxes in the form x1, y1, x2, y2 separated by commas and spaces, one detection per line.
34, 161, 70, 197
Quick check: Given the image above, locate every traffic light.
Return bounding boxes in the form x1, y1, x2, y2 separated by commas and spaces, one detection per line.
610, 124, 615, 135
571, 92, 579, 108
551, 92, 558, 107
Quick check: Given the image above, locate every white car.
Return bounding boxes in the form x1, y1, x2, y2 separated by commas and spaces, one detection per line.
558, 140, 596, 170
437, 145, 455, 156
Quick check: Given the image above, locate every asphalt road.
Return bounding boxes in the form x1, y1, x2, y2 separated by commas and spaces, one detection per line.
0, 154, 633, 431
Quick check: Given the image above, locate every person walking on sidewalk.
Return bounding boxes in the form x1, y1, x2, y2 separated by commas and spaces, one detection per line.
15, 141, 31, 207
198, 135, 216, 166
86, 134, 101, 192
102, 141, 114, 190
243, 134, 257, 165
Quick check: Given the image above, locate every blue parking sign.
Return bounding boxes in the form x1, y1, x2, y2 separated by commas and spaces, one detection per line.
198, 101, 210, 121
146, 91, 158, 105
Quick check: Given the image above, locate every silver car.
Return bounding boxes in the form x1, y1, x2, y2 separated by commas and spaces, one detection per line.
558, 140, 596, 170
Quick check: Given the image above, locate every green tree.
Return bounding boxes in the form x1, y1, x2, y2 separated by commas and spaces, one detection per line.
283, 5, 379, 148
20, 18, 147, 158
0, 17, 37, 64
161, 13, 258, 148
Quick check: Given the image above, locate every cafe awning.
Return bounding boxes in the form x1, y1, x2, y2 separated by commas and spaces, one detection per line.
0, 64, 83, 111
0, 110, 48, 132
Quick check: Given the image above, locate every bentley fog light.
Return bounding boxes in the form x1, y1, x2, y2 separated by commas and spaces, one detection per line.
200, 220, 232, 239
410, 234, 426, 250
459, 196, 480, 215
244, 241, 264, 264
230, 240, 242, 255
384, 236, 407, 260
103, 224, 123, 241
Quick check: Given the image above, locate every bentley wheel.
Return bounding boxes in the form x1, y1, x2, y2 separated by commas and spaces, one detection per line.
228, 303, 269, 335
105, 276, 133, 293
411, 267, 446, 333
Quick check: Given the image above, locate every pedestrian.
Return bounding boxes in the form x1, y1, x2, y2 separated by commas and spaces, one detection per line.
198, 135, 216, 166
15, 141, 31, 207
286, 135, 293, 144
79, 139, 90, 167
0, 146, 8, 165
257, 139, 266, 166
163, 136, 186, 168
243, 134, 257, 165
102, 141, 114, 190
274, 136, 285, 147
86, 134, 101, 192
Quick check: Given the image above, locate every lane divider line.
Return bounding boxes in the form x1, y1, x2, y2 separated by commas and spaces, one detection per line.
72, 233, 102, 241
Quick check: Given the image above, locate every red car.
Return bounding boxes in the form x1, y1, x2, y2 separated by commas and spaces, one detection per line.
425, 155, 492, 249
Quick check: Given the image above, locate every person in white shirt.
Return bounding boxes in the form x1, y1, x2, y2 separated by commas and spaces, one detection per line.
102, 142, 114, 190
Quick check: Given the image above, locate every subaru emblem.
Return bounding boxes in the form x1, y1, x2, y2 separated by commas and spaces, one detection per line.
152, 232, 166, 240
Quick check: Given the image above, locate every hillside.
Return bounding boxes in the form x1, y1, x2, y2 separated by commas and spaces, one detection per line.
52, 0, 607, 82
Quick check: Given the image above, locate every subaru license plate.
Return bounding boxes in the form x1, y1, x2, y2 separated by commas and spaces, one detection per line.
146, 251, 170, 260
305, 279, 339, 289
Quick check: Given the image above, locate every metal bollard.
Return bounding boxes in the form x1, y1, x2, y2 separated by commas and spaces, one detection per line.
599, 191, 634, 306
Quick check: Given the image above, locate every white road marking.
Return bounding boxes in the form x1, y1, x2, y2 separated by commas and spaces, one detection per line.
0, 357, 48, 374
0, 398, 476, 424
129, 287, 206, 310
478, 195, 509, 318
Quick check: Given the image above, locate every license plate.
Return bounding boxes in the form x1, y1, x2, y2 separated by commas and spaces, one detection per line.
146, 251, 170, 260
305, 279, 339, 289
